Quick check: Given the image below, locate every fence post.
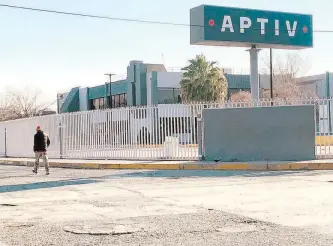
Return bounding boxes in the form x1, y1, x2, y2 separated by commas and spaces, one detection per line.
326, 72, 332, 134
197, 114, 205, 160
4, 127, 7, 158
59, 119, 63, 159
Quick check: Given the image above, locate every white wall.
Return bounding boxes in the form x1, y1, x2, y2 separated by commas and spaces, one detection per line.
146, 72, 153, 106
259, 74, 272, 89
157, 104, 192, 117
58, 92, 69, 110
157, 72, 182, 88
79, 87, 89, 111
259, 74, 295, 89
0, 124, 6, 156
298, 74, 326, 97
330, 73, 333, 97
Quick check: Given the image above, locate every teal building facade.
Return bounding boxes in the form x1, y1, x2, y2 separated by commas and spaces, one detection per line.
58, 60, 254, 114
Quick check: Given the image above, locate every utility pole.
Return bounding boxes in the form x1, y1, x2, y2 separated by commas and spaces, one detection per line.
270, 48, 274, 106
104, 73, 115, 108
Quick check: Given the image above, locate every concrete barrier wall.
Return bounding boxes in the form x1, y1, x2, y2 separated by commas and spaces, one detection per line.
202, 105, 315, 162
0, 124, 5, 157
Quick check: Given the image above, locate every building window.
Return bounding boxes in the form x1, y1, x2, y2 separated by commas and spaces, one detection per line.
157, 88, 181, 104
91, 94, 127, 110
91, 97, 106, 110
111, 93, 127, 108
119, 93, 126, 107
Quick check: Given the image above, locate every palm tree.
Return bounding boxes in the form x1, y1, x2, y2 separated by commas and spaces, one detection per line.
180, 54, 228, 103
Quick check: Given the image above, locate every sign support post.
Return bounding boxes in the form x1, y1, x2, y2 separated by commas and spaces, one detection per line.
248, 45, 260, 100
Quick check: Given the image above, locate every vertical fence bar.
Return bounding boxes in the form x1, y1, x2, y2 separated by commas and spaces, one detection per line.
124, 108, 128, 159
317, 100, 325, 156
85, 112, 89, 159
166, 106, 171, 159
126, 108, 131, 159
326, 98, 332, 158
324, 99, 330, 158
76, 113, 80, 159
59, 117, 63, 159
121, 109, 125, 159
119, 108, 123, 159
146, 107, 150, 159
109, 110, 113, 159
322, 99, 327, 158
176, 107, 180, 159
4, 127, 7, 158
73, 114, 77, 158
130, 108, 135, 159
142, 108, 147, 160
116, 109, 120, 159
156, 106, 160, 159
106, 110, 110, 159
87, 113, 91, 158
184, 105, 189, 159
63, 115, 67, 158
100, 111, 104, 159
69, 114, 72, 155
157, 106, 162, 159
62, 115, 67, 158
150, 107, 155, 159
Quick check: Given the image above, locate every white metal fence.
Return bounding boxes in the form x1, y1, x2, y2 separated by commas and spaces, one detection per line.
0, 98, 332, 160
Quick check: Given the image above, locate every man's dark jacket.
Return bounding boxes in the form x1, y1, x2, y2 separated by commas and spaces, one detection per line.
33, 131, 50, 152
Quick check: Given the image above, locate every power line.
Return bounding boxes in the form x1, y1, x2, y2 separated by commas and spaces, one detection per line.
0, 4, 188, 27
0, 3, 332, 33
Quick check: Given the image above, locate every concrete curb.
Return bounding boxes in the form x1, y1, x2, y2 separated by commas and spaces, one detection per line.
1, 159, 333, 171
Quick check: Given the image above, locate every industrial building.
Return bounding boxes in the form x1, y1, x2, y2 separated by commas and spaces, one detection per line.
57, 60, 284, 113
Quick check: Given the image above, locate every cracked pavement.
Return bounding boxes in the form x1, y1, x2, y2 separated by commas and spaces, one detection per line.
1, 166, 333, 245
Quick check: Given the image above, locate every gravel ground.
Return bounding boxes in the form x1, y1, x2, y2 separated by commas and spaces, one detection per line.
1, 211, 332, 246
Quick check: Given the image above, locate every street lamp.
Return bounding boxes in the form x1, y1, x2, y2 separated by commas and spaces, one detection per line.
104, 73, 115, 108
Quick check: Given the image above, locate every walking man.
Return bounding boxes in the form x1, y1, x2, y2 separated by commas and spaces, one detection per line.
33, 126, 51, 175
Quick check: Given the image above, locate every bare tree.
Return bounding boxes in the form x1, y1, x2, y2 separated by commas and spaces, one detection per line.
260, 52, 316, 100
0, 108, 12, 122
0, 88, 56, 122
229, 90, 252, 102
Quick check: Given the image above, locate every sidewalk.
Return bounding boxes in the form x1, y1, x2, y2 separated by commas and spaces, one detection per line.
1, 158, 333, 170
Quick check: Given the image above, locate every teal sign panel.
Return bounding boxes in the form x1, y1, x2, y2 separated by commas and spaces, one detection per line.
190, 5, 313, 49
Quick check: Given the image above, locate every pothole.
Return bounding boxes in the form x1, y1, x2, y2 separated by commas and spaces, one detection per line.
5, 222, 34, 228
217, 219, 261, 233
0, 204, 17, 207
63, 223, 144, 236
217, 224, 258, 233
241, 219, 259, 224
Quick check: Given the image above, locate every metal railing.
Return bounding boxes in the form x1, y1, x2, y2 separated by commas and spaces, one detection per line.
0, 98, 332, 160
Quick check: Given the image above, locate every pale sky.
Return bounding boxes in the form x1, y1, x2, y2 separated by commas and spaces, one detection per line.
0, 0, 332, 107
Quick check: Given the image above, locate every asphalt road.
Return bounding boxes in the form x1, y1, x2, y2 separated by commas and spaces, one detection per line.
1, 166, 333, 245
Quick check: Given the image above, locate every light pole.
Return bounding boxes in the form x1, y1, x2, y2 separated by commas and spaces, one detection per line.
104, 73, 115, 108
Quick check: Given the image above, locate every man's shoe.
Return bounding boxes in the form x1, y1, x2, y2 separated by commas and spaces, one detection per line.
32, 170, 37, 174
46, 172, 50, 176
